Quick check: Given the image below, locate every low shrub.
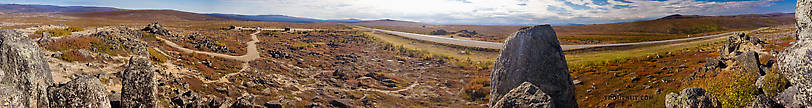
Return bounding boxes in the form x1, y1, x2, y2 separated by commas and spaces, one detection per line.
34, 27, 84, 37
462, 77, 490, 102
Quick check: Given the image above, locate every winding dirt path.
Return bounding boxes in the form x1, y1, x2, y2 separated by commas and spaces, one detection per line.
158, 28, 422, 94
157, 30, 261, 62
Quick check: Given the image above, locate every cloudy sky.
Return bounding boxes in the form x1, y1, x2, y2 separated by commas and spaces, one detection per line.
1, 0, 797, 25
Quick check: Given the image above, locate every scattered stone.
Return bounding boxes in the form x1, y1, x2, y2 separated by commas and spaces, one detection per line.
631, 77, 640, 82
264, 101, 283, 108
329, 99, 353, 108
230, 94, 263, 108
490, 25, 577, 107
664, 87, 720, 108
492, 82, 554, 108
573, 80, 582, 85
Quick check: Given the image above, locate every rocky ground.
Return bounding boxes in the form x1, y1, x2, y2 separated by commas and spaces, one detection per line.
568, 25, 798, 107
5, 22, 492, 107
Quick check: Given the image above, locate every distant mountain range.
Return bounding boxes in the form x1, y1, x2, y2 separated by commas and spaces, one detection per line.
206, 13, 361, 23
0, 4, 123, 14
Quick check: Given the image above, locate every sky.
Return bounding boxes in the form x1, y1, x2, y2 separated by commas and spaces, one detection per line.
1, 0, 797, 25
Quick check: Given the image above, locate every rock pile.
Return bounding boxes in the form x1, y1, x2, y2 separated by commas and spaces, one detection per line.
0, 30, 54, 107
775, 0, 812, 106
142, 22, 172, 36
121, 56, 157, 107
489, 25, 577, 107
47, 75, 111, 108
665, 87, 720, 108
430, 29, 450, 35
90, 26, 150, 56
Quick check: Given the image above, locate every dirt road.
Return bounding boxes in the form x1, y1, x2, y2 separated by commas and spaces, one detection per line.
356, 26, 768, 51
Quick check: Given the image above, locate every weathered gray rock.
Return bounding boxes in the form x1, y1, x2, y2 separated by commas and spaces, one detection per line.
775, 85, 804, 107
747, 95, 779, 108
121, 56, 157, 108
0, 30, 54, 107
47, 75, 111, 108
0, 85, 26, 107
142, 22, 171, 36
493, 82, 554, 108
736, 51, 764, 75
171, 90, 216, 108
775, 0, 812, 107
230, 94, 263, 108
329, 99, 354, 108
37, 32, 52, 44
489, 25, 577, 107
722, 33, 763, 58
665, 87, 720, 108
704, 58, 727, 71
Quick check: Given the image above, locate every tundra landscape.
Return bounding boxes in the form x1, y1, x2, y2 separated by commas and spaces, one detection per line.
0, 0, 809, 108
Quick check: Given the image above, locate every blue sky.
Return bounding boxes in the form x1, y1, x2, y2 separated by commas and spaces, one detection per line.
1, 0, 797, 25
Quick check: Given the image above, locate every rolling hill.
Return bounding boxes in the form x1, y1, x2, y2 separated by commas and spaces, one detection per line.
0, 4, 123, 14
65, 10, 234, 21
208, 13, 363, 23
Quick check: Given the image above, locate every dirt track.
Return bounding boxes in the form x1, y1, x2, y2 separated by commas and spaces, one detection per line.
157, 30, 261, 62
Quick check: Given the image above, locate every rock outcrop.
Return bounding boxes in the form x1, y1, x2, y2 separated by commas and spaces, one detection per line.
142, 22, 171, 36
47, 75, 111, 108
121, 56, 157, 108
775, 0, 812, 106
492, 82, 553, 108
665, 87, 720, 108
0, 30, 54, 107
489, 25, 577, 107
722, 33, 764, 58
38, 32, 52, 44
91, 27, 149, 56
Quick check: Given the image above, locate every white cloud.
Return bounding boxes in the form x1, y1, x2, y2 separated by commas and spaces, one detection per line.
1, 0, 790, 25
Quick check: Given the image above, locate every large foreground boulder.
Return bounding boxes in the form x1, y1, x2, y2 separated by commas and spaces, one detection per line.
665, 87, 720, 108
47, 75, 111, 108
775, 0, 812, 107
489, 25, 577, 107
121, 56, 157, 107
0, 30, 54, 107
493, 82, 553, 108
